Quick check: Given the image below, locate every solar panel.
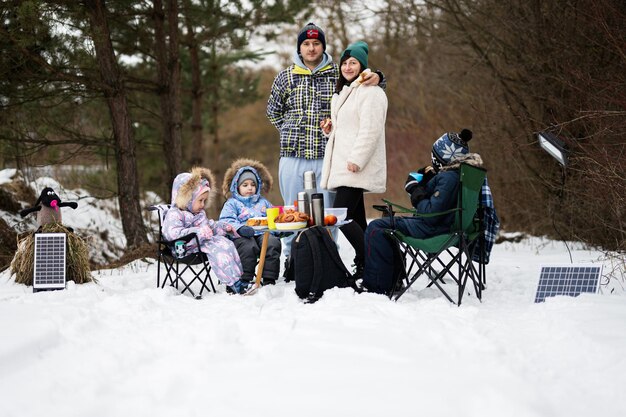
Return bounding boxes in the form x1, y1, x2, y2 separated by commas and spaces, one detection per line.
535, 264, 602, 303
33, 233, 67, 292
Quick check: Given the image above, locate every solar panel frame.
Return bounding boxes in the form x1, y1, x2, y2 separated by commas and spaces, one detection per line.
33, 233, 67, 292
535, 264, 602, 303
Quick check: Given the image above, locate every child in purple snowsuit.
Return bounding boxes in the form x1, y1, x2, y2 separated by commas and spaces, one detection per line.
162, 167, 248, 294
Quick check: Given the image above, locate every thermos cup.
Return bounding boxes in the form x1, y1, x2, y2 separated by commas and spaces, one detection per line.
311, 193, 324, 226
303, 171, 317, 215
297, 191, 310, 216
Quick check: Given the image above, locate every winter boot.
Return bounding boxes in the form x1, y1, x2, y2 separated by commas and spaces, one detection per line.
352, 258, 365, 282
226, 279, 250, 294
282, 257, 293, 282
262, 278, 276, 286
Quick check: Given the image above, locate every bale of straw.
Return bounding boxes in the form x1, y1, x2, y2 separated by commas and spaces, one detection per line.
10, 223, 94, 286
11, 235, 35, 285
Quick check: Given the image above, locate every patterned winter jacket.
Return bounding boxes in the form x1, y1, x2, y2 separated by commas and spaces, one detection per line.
267, 52, 338, 160
219, 159, 275, 234
162, 167, 229, 253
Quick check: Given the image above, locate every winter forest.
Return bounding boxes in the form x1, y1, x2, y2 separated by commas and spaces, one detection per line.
1, 0, 624, 260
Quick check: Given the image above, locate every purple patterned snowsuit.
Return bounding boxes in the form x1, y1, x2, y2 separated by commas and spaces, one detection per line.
162, 172, 243, 287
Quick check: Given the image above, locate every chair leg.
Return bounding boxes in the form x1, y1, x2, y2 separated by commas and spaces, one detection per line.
197, 258, 214, 298
162, 258, 176, 289
425, 252, 459, 288
458, 244, 464, 306
175, 255, 216, 298
388, 233, 486, 305
176, 261, 199, 298
394, 254, 456, 304
420, 248, 464, 304
393, 236, 460, 303
457, 240, 484, 305
157, 254, 162, 288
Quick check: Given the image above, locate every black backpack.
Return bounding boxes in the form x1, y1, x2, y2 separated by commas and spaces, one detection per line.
286, 226, 354, 303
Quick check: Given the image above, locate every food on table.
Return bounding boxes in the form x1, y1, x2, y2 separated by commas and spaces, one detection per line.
324, 214, 337, 226
246, 218, 268, 227
275, 208, 309, 224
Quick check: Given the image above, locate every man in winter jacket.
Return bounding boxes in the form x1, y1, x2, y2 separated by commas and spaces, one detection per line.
266, 22, 384, 262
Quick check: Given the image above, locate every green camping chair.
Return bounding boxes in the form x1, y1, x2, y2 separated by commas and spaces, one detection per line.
376, 163, 487, 305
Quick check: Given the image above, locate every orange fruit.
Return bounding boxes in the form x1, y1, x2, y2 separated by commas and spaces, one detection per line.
324, 214, 337, 226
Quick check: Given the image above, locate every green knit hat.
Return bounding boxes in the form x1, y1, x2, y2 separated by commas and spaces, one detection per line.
341, 41, 369, 69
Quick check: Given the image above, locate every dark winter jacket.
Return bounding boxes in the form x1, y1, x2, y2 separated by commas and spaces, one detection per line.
409, 153, 483, 237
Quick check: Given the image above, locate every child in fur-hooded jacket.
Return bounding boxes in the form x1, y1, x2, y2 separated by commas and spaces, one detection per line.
162, 167, 247, 293
219, 158, 282, 285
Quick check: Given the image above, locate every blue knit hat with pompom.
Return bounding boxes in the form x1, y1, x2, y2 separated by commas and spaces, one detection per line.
431, 129, 473, 167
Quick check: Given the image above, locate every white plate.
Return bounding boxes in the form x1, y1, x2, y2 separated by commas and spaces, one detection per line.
275, 221, 307, 230
246, 217, 267, 229
333, 219, 351, 227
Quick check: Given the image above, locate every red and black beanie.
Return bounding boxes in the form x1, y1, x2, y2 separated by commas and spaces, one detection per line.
297, 22, 326, 51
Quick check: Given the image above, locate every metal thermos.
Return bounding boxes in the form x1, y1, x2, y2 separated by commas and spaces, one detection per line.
303, 170, 317, 191
303, 170, 318, 216
297, 191, 310, 216
311, 193, 325, 226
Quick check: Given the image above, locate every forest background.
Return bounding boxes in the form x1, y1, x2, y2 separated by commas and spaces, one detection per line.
0, 0, 624, 260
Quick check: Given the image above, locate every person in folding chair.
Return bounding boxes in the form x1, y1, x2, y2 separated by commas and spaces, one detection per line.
220, 158, 282, 287
361, 129, 495, 295
162, 167, 249, 294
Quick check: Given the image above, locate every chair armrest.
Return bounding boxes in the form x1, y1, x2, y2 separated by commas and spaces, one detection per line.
158, 232, 199, 247
373, 204, 395, 219
410, 207, 461, 218
382, 199, 416, 214
373, 204, 389, 213
381, 198, 460, 219
159, 232, 201, 258
167, 232, 198, 245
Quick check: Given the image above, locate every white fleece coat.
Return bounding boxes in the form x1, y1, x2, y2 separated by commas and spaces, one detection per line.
320, 82, 388, 193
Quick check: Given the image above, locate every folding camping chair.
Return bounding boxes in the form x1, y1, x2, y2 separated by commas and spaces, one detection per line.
147, 205, 216, 299
375, 163, 487, 305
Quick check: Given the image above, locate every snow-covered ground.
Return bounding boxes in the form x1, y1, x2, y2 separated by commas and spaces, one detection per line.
1, 168, 625, 417
1, 237, 625, 416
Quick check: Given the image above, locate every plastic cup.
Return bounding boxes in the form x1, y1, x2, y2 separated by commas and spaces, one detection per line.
266, 207, 280, 230
410, 172, 423, 182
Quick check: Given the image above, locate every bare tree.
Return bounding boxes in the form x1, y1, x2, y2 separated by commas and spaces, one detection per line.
83, 0, 147, 248
374, 0, 625, 249
152, 0, 183, 185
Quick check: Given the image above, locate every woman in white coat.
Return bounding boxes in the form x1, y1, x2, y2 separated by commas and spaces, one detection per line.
320, 40, 388, 279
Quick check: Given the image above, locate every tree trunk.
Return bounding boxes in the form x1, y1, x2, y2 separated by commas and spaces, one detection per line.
183, 0, 204, 166
153, 0, 182, 186
208, 43, 220, 175
83, 0, 147, 248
